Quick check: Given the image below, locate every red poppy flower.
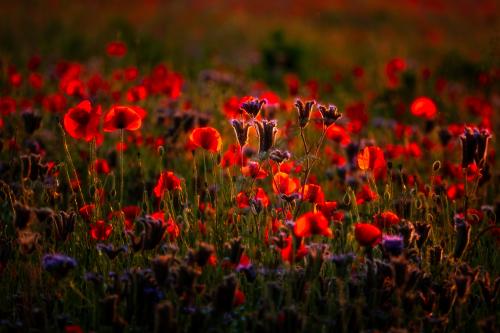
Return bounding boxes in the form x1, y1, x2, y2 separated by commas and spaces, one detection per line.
316, 201, 344, 222
103, 106, 142, 132
233, 289, 246, 307
255, 187, 270, 207
166, 217, 180, 241
357, 146, 387, 180
153, 171, 182, 198
356, 184, 378, 205
89, 220, 113, 241
410, 97, 437, 120
281, 236, 308, 263
326, 124, 351, 146
294, 212, 332, 238
354, 223, 382, 247
236, 192, 250, 209
301, 184, 325, 204
106, 41, 127, 57
373, 211, 400, 229
0, 96, 16, 116
122, 205, 141, 231
221, 144, 247, 168
63, 100, 101, 141
272, 172, 299, 195
189, 127, 222, 153
79, 204, 95, 222
93, 159, 110, 175
242, 161, 268, 179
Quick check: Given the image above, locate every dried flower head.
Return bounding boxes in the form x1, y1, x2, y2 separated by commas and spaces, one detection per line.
318, 104, 342, 126
240, 97, 266, 118
230, 119, 250, 147
254, 119, 277, 154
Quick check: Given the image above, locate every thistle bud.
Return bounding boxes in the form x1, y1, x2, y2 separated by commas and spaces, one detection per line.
254, 119, 277, 154
295, 99, 315, 128
230, 119, 250, 147
240, 98, 266, 118
318, 104, 342, 126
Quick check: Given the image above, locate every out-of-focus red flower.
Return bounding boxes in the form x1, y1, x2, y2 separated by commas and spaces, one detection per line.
93, 159, 110, 175
64, 325, 83, 333
106, 41, 127, 57
301, 184, 325, 204
221, 144, 247, 168
242, 161, 268, 179
356, 184, 378, 205
294, 212, 332, 238
0, 96, 16, 116
326, 124, 351, 146
281, 236, 308, 263
447, 183, 465, 201
255, 187, 270, 207
28, 72, 43, 90
316, 201, 344, 222
374, 211, 400, 229
386, 58, 406, 88
126, 85, 148, 102
272, 172, 299, 195
410, 97, 437, 120
153, 171, 182, 198
233, 288, 246, 306
63, 100, 101, 142
122, 205, 141, 231
103, 106, 142, 132
236, 192, 250, 209
79, 204, 95, 222
189, 127, 222, 152
166, 217, 180, 241
89, 220, 112, 241
357, 146, 387, 180
284, 74, 300, 96
354, 223, 382, 247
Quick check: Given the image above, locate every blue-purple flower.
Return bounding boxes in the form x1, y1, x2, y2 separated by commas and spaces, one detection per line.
42, 253, 77, 278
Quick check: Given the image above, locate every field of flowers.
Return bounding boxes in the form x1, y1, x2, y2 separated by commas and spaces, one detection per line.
0, 1, 498, 332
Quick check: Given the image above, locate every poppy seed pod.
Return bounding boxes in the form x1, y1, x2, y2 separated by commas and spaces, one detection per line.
230, 119, 250, 147
295, 99, 316, 128
318, 104, 342, 126
254, 119, 278, 154
240, 98, 266, 118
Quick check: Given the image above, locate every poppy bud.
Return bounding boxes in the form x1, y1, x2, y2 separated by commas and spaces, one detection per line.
318, 104, 342, 126
240, 98, 266, 118
295, 99, 315, 128
230, 119, 250, 147
254, 119, 277, 154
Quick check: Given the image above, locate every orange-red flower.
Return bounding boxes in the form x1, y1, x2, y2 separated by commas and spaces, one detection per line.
374, 211, 400, 229
103, 106, 143, 132
63, 100, 101, 141
280, 236, 308, 263
301, 184, 325, 204
354, 223, 382, 247
294, 212, 332, 238
410, 97, 437, 120
189, 127, 222, 153
316, 201, 344, 222
153, 171, 182, 198
272, 172, 299, 195
357, 146, 387, 180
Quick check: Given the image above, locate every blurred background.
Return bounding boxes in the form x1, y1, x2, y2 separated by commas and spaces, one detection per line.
0, 0, 498, 87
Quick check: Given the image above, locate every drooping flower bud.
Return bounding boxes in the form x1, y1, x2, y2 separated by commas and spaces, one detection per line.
318, 104, 342, 126
230, 119, 250, 147
240, 98, 266, 118
254, 119, 277, 154
295, 99, 315, 128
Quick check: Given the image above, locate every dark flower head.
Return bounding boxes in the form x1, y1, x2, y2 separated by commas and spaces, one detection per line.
381, 234, 404, 256
42, 253, 77, 278
230, 119, 250, 147
295, 99, 315, 128
254, 119, 277, 154
240, 97, 266, 118
318, 104, 342, 126
96, 243, 128, 260
21, 109, 42, 134
269, 149, 291, 164
475, 128, 491, 167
